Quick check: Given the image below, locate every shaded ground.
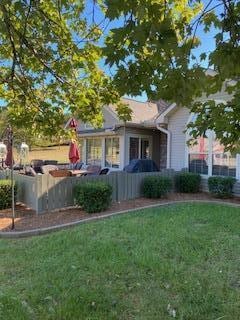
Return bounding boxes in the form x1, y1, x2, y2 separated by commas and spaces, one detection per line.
0, 203, 240, 319
1, 193, 239, 232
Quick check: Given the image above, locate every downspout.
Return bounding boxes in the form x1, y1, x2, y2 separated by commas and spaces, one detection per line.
156, 124, 171, 169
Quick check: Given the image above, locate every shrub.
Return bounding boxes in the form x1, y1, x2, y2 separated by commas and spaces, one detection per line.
74, 181, 112, 213
208, 176, 236, 198
175, 172, 201, 193
142, 175, 172, 198
0, 180, 17, 210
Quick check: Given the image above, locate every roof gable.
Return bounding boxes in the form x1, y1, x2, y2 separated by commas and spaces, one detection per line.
108, 98, 160, 124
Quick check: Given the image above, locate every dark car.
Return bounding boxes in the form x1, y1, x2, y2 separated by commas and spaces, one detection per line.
123, 159, 159, 173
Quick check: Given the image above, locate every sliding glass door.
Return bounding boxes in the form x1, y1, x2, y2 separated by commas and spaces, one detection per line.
129, 136, 151, 162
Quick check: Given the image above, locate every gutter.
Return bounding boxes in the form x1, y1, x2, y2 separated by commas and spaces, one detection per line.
156, 124, 171, 169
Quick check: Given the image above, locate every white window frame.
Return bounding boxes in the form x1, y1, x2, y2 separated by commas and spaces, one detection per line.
186, 114, 239, 180
81, 135, 122, 169
86, 137, 102, 166
104, 137, 120, 169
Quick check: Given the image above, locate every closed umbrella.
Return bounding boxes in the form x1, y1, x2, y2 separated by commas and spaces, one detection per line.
5, 140, 14, 168
69, 139, 80, 165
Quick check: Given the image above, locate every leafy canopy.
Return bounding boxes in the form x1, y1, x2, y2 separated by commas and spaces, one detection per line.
1, 0, 239, 151
0, 0, 131, 138
103, 0, 240, 151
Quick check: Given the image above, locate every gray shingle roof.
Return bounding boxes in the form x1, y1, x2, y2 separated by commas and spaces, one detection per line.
108, 97, 169, 124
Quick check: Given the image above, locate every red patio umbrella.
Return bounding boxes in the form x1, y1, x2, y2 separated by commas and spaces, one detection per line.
69, 118, 78, 130
69, 139, 80, 164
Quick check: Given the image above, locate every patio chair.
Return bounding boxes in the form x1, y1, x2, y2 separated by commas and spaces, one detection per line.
30, 159, 44, 174
83, 165, 101, 176
25, 166, 37, 176
99, 168, 109, 175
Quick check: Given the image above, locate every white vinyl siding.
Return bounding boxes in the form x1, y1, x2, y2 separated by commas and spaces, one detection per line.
168, 107, 190, 171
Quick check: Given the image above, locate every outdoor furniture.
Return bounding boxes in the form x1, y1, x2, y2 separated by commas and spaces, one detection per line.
69, 165, 101, 177
84, 165, 101, 175
99, 168, 109, 175
41, 164, 58, 174
44, 160, 58, 165
69, 169, 88, 177
123, 159, 159, 173
25, 166, 37, 176
30, 159, 45, 174
49, 169, 71, 177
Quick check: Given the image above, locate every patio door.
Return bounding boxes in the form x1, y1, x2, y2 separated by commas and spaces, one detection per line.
129, 137, 139, 161
129, 137, 151, 161
141, 139, 150, 159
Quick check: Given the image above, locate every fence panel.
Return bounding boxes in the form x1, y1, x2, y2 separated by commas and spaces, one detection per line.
0, 171, 38, 211
2, 169, 239, 214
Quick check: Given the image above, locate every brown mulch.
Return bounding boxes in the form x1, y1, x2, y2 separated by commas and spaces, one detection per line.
1, 193, 239, 232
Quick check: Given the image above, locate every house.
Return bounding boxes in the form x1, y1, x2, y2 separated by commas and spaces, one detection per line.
76, 97, 169, 171
76, 94, 240, 181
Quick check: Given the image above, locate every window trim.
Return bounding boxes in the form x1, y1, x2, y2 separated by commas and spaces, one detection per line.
126, 133, 153, 163
86, 137, 102, 166
82, 135, 122, 169
186, 129, 238, 179
104, 137, 120, 169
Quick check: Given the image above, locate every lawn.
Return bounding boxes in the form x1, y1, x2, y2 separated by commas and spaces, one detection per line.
0, 203, 240, 320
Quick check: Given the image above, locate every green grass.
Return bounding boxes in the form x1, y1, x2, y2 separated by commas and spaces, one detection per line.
1, 203, 240, 319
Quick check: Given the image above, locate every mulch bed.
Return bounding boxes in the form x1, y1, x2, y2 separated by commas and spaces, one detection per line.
1, 193, 239, 232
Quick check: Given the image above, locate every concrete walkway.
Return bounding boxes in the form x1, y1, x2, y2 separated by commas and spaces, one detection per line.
0, 200, 239, 239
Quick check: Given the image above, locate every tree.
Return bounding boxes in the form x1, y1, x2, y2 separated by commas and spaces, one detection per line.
103, 0, 240, 151
0, 0, 131, 140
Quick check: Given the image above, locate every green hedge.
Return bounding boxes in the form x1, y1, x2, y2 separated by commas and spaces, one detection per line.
175, 172, 201, 193
0, 180, 17, 210
74, 181, 112, 213
142, 176, 172, 198
208, 176, 236, 198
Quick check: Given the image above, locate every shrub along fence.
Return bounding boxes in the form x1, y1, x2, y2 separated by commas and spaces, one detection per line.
0, 170, 239, 214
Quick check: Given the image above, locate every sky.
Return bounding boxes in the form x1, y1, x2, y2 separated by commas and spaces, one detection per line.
85, 0, 220, 102
0, 0, 221, 107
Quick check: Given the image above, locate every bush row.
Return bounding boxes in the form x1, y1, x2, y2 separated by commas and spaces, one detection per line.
142, 172, 201, 198
0, 180, 17, 210
73, 173, 236, 214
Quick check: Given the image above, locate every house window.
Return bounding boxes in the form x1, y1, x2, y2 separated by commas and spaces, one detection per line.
141, 139, 150, 159
188, 133, 236, 177
129, 137, 139, 161
129, 137, 151, 161
212, 140, 236, 177
188, 136, 209, 174
86, 138, 102, 166
105, 137, 120, 168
